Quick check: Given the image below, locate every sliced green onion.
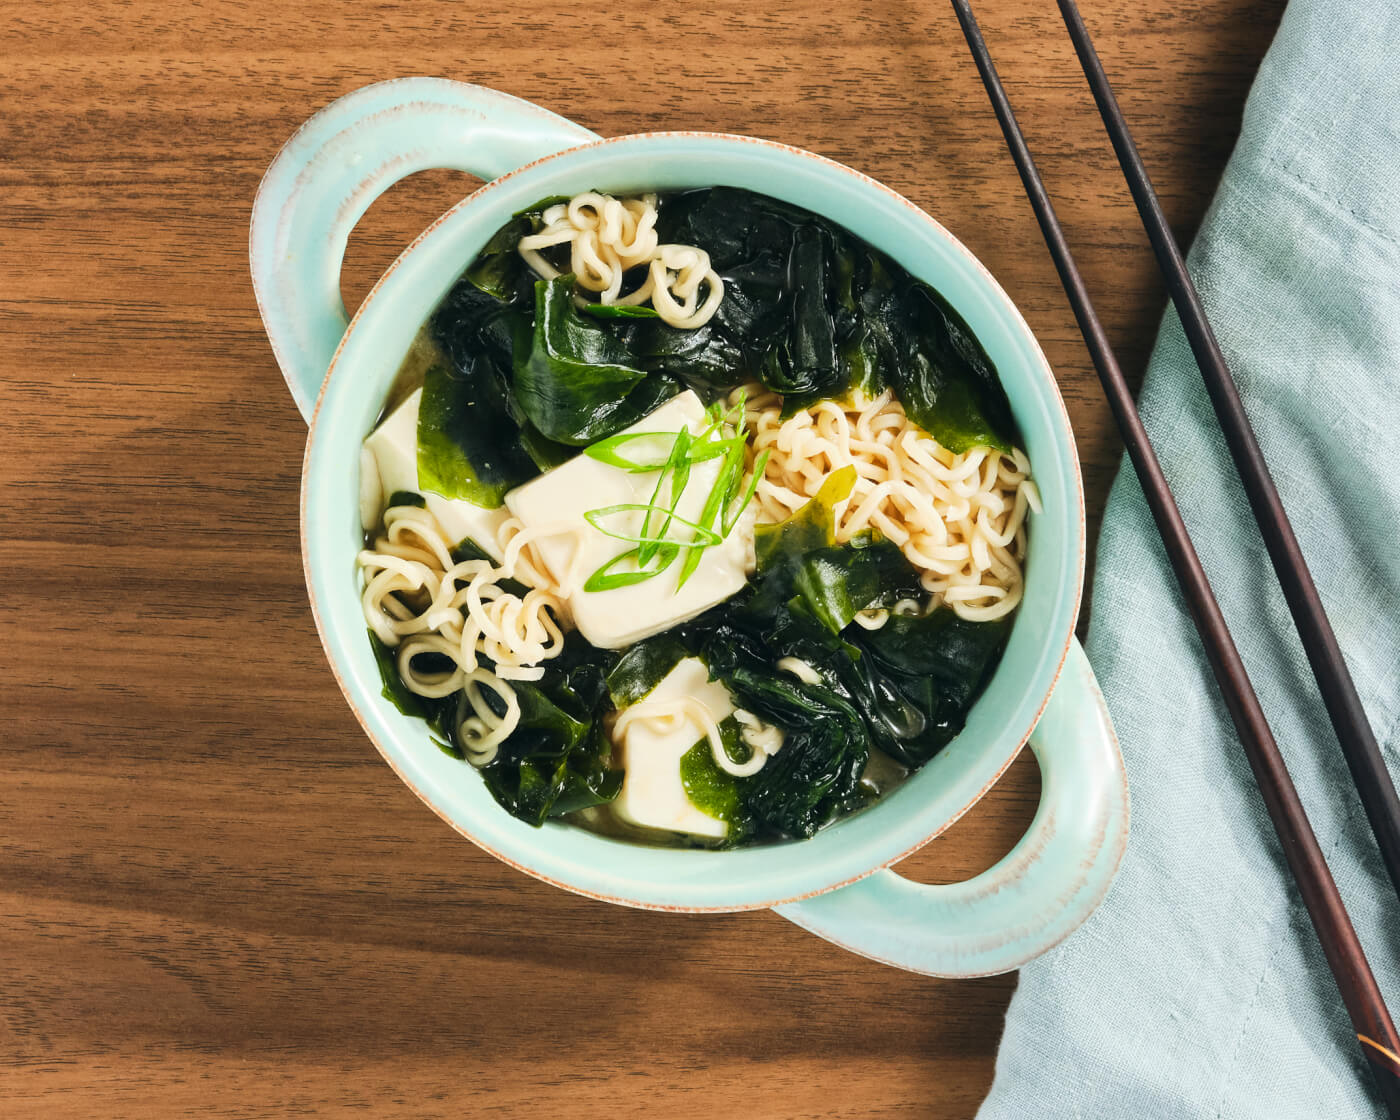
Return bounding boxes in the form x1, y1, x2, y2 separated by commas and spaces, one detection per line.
677, 439, 744, 590
723, 447, 768, 536
580, 303, 661, 320
721, 389, 748, 427
638, 428, 692, 566
584, 430, 681, 472
584, 545, 678, 592
583, 398, 761, 593
686, 434, 745, 463
676, 479, 729, 589
584, 505, 722, 547
690, 404, 728, 448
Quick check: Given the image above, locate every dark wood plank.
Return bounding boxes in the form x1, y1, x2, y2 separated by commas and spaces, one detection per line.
1, 1, 1284, 1114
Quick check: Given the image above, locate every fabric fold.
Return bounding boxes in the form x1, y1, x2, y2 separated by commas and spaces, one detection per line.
978, 1, 1400, 1116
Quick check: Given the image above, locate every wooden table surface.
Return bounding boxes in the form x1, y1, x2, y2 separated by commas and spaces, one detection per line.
4, 1, 1284, 1115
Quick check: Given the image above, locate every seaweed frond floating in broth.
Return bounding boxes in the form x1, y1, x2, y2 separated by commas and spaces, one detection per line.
355, 186, 1039, 847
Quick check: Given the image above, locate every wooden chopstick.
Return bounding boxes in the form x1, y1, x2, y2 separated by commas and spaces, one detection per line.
1057, 0, 1400, 941
947, 2, 1400, 1112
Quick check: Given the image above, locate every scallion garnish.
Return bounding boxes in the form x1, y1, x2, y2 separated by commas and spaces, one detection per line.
583, 545, 679, 592
584, 430, 680, 472
637, 427, 692, 566
584, 504, 722, 548
724, 447, 768, 535
581, 394, 762, 593
677, 438, 743, 589
686, 434, 746, 463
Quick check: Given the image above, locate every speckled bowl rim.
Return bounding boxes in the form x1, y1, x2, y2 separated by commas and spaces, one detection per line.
300, 130, 1085, 912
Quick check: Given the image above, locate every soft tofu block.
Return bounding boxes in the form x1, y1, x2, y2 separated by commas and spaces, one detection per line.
361, 388, 510, 560
611, 657, 732, 840
362, 388, 422, 499
503, 391, 754, 648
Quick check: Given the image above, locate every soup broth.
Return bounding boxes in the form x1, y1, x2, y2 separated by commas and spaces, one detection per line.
355, 187, 1038, 848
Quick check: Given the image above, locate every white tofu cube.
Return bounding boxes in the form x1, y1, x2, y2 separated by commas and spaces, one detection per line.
362, 388, 421, 499
611, 657, 732, 840
361, 388, 511, 560
503, 391, 754, 649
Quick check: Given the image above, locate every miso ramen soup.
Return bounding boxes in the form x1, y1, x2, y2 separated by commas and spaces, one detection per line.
355, 186, 1038, 848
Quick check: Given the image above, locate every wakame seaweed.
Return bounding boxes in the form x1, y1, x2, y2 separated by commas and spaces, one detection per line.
616, 475, 1011, 845
647, 187, 1020, 451
420, 278, 538, 506
606, 634, 693, 708
365, 617, 623, 823
378, 185, 1021, 843
367, 630, 463, 758
471, 633, 622, 825
515, 277, 681, 445
420, 186, 1022, 478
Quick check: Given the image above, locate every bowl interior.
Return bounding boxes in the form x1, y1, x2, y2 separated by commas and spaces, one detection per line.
302, 133, 1083, 911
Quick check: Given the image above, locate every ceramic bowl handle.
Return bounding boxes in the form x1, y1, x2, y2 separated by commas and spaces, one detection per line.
774, 638, 1128, 977
250, 78, 599, 421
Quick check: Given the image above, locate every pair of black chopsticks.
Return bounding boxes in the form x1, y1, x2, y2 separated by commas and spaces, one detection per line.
949, 0, 1400, 1111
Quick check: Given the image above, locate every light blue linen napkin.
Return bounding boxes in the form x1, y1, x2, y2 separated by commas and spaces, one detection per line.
978, 1, 1400, 1116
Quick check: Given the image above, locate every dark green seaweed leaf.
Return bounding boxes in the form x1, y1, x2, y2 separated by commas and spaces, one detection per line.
581, 302, 661, 320
417, 360, 538, 506
367, 630, 461, 753
515, 277, 680, 445
605, 634, 691, 708
855, 609, 1011, 711
609, 317, 745, 396
518, 421, 574, 470
777, 223, 841, 397
651, 187, 1019, 452
679, 722, 744, 830
449, 537, 494, 564
843, 609, 1011, 766
477, 685, 591, 826
464, 216, 534, 302
431, 268, 531, 375
420, 278, 539, 506
701, 626, 870, 839
477, 634, 621, 826
792, 537, 921, 635
753, 464, 856, 572
368, 630, 428, 720
885, 283, 1017, 455
834, 249, 897, 402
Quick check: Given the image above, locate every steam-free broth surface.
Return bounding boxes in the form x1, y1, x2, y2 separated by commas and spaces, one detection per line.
356, 186, 1038, 847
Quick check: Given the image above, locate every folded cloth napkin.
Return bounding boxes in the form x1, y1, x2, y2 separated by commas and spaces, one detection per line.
977, 2, 1400, 1117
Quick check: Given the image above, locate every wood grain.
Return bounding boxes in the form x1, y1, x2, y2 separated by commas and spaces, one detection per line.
1, 1, 1284, 1115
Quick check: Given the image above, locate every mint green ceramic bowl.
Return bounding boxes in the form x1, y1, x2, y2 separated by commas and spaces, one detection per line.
251, 79, 1128, 977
